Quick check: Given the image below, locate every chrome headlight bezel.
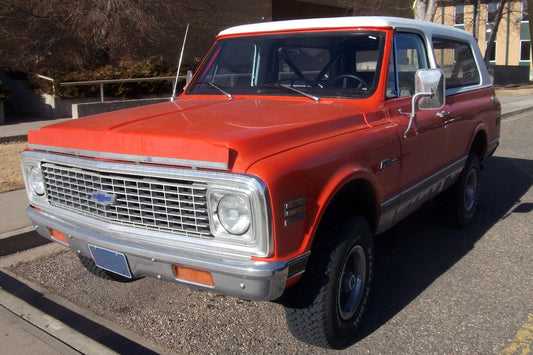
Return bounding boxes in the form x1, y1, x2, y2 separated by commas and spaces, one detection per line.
21, 152, 48, 203
28, 166, 46, 196
207, 178, 271, 256
209, 188, 253, 240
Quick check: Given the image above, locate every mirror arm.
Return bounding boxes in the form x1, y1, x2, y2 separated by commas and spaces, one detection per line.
403, 112, 419, 138
400, 91, 432, 138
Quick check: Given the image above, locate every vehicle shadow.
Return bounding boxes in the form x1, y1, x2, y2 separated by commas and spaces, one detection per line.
357, 155, 533, 340
0, 230, 50, 257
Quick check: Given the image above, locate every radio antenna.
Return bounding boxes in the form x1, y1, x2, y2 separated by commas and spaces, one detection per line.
171, 23, 190, 101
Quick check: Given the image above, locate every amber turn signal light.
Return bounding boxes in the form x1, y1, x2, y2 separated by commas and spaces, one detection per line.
47, 228, 69, 245
172, 265, 214, 287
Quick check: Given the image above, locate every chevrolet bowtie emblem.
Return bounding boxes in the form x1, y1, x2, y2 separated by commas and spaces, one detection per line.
91, 191, 116, 206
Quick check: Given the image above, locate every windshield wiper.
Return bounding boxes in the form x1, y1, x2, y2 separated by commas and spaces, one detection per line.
196, 81, 233, 99
262, 84, 320, 103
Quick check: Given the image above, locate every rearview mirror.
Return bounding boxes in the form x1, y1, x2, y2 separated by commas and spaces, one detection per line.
415, 69, 445, 110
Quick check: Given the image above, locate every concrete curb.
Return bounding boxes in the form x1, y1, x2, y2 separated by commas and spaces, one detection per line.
502, 105, 533, 119
0, 262, 170, 354
0, 230, 50, 257
0, 285, 117, 355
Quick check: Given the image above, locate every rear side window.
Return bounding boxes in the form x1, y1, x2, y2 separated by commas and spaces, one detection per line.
432, 38, 480, 89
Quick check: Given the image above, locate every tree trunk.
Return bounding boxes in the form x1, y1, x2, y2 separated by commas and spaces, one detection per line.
413, 0, 438, 21
484, 0, 508, 68
472, 0, 480, 41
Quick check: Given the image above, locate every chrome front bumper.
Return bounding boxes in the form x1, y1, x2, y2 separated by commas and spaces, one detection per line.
27, 207, 308, 301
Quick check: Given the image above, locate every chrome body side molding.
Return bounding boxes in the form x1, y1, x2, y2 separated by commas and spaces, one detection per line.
377, 157, 467, 234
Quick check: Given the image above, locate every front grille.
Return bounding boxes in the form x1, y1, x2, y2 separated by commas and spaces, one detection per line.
41, 162, 212, 239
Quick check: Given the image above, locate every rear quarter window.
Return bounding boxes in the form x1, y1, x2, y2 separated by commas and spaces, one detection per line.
432, 37, 480, 89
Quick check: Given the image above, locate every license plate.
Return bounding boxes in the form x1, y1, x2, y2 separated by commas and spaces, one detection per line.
88, 245, 132, 279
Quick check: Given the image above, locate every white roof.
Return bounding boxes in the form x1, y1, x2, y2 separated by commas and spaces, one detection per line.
218, 16, 470, 39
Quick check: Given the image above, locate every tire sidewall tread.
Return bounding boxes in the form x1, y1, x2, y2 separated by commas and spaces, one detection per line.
437, 152, 481, 228
284, 215, 374, 349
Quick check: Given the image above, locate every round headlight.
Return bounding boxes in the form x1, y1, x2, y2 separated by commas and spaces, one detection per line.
217, 195, 251, 235
28, 167, 45, 196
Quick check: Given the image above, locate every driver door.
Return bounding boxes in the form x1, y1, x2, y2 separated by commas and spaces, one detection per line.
384, 33, 448, 201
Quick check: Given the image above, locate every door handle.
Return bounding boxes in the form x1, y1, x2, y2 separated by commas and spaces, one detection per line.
436, 110, 450, 118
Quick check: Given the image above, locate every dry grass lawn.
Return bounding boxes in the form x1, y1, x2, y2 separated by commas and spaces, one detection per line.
0, 141, 27, 193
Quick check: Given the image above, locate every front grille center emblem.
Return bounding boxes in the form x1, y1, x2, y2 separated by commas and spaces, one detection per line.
91, 191, 116, 206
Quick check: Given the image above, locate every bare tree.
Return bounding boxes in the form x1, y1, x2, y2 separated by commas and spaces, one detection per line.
471, 0, 481, 41
411, 0, 520, 67
0, 0, 263, 72
0, 0, 170, 71
484, 0, 509, 67
413, 0, 439, 21
68, 0, 168, 69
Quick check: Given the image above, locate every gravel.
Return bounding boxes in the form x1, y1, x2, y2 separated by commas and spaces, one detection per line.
8, 249, 332, 354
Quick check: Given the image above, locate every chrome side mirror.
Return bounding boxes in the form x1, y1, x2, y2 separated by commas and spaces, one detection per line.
415, 68, 445, 110
403, 69, 446, 137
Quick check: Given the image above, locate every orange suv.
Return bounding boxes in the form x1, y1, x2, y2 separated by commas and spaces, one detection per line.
22, 17, 500, 348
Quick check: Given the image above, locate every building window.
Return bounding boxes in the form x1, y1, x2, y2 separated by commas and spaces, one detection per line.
520, 41, 531, 61
486, 41, 496, 62
522, 0, 529, 22
487, 0, 500, 24
455, 4, 465, 25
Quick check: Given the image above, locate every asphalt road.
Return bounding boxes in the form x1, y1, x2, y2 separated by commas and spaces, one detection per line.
5, 111, 532, 354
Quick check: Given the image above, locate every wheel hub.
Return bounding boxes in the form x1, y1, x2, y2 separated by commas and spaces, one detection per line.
342, 273, 358, 292
338, 245, 366, 321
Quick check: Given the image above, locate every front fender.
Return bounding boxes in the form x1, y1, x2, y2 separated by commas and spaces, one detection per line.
245, 127, 396, 262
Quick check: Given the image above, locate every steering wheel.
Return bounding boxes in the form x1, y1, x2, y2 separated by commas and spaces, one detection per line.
331, 74, 369, 90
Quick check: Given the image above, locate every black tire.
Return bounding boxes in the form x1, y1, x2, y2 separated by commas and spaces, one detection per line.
283, 216, 373, 349
437, 151, 481, 228
77, 254, 137, 283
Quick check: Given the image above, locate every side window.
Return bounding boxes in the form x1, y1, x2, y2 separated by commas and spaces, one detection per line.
432, 38, 480, 89
386, 33, 428, 98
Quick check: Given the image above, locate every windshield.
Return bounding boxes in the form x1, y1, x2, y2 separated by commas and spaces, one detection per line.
187, 31, 385, 99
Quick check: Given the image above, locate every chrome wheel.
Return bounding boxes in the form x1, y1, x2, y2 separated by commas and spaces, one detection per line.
338, 245, 366, 320
464, 168, 478, 214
